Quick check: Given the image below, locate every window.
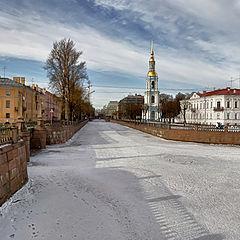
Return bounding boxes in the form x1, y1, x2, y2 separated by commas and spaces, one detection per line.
210, 113, 212, 119
217, 113, 220, 120
227, 101, 230, 108
6, 113, 10, 118
211, 102, 213, 108
235, 113, 238, 120
151, 111, 155, 120
6, 100, 10, 108
235, 101, 238, 108
151, 81, 155, 89
217, 101, 221, 108
6, 90, 10, 96
227, 113, 230, 120
151, 96, 155, 104
200, 103, 202, 109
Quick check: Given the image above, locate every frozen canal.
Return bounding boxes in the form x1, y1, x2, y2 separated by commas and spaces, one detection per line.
1, 120, 240, 239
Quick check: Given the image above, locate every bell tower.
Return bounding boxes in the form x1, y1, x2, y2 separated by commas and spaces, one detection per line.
142, 41, 161, 121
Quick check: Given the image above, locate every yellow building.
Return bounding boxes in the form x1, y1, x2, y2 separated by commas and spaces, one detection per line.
0, 77, 44, 124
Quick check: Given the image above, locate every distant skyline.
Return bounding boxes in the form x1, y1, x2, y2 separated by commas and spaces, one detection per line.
1, 0, 240, 108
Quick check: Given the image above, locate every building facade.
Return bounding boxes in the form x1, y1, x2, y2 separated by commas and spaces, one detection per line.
180, 88, 240, 125
0, 78, 44, 124
105, 101, 118, 119
142, 42, 161, 121
118, 94, 144, 120
42, 90, 61, 121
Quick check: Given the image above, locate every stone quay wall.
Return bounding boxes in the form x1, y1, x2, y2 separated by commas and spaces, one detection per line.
45, 120, 88, 145
112, 120, 240, 145
0, 140, 28, 206
30, 120, 88, 149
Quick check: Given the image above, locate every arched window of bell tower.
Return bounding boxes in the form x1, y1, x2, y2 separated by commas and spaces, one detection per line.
151, 96, 155, 103
151, 81, 155, 89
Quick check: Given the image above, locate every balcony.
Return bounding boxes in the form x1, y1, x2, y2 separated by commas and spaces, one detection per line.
214, 107, 224, 111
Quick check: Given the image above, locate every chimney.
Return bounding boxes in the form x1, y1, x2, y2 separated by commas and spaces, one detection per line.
13, 77, 20, 83
21, 77, 25, 85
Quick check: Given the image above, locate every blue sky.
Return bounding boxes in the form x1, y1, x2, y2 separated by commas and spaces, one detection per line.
1, 0, 240, 108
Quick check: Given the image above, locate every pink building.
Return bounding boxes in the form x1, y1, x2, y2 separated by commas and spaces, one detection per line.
43, 90, 61, 121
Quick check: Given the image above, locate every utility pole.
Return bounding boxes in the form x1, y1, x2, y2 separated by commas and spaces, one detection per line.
230, 77, 234, 88
3, 66, 6, 78
227, 77, 236, 88
237, 73, 240, 88
83, 81, 95, 119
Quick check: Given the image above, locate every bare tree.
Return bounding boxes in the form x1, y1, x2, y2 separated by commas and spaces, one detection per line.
44, 38, 88, 120
179, 99, 191, 124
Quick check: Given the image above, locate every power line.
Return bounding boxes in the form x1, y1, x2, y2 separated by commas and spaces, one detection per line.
3, 66, 6, 78
17, 80, 209, 92
92, 84, 209, 91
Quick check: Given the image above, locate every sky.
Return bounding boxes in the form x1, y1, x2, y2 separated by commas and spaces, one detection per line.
1, 0, 240, 108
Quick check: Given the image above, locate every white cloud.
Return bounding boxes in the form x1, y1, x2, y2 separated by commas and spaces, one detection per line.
1, 1, 240, 108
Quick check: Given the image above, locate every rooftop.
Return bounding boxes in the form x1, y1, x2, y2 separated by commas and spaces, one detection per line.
0, 78, 24, 88
198, 87, 240, 97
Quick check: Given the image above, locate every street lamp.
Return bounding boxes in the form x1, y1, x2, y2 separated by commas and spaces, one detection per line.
50, 108, 54, 125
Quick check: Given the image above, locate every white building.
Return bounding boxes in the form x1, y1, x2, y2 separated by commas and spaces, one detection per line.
105, 101, 118, 118
142, 42, 161, 121
180, 87, 240, 126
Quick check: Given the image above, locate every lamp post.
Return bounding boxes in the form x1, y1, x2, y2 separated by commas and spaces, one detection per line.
50, 108, 54, 125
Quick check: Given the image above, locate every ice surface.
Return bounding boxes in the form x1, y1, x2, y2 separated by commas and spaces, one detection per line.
1, 120, 239, 239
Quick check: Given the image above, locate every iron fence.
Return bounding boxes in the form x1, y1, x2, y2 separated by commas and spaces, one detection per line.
118, 119, 240, 133
0, 127, 18, 145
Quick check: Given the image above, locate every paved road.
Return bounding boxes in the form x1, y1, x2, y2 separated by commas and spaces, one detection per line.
1, 120, 240, 239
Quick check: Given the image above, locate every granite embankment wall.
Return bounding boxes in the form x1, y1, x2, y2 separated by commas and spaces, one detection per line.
31, 120, 88, 149
45, 120, 88, 145
112, 120, 240, 145
0, 140, 29, 206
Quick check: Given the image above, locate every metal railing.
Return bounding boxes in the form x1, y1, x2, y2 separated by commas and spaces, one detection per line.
25, 121, 37, 129
0, 126, 18, 145
117, 119, 240, 134
213, 107, 224, 111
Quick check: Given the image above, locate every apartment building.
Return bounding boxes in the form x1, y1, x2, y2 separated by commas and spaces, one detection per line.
0, 77, 44, 124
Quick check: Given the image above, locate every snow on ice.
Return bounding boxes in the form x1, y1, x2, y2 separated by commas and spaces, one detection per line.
1, 120, 239, 239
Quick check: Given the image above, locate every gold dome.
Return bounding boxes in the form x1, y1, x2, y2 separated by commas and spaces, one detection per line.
147, 70, 157, 77
149, 56, 155, 62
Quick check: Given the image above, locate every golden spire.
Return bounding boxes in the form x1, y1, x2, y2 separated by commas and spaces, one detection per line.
151, 39, 154, 55
149, 39, 155, 62
147, 39, 157, 77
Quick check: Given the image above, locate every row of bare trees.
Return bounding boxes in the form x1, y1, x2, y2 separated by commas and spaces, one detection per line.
160, 92, 192, 122
44, 39, 94, 121
115, 92, 192, 121
103, 92, 191, 121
